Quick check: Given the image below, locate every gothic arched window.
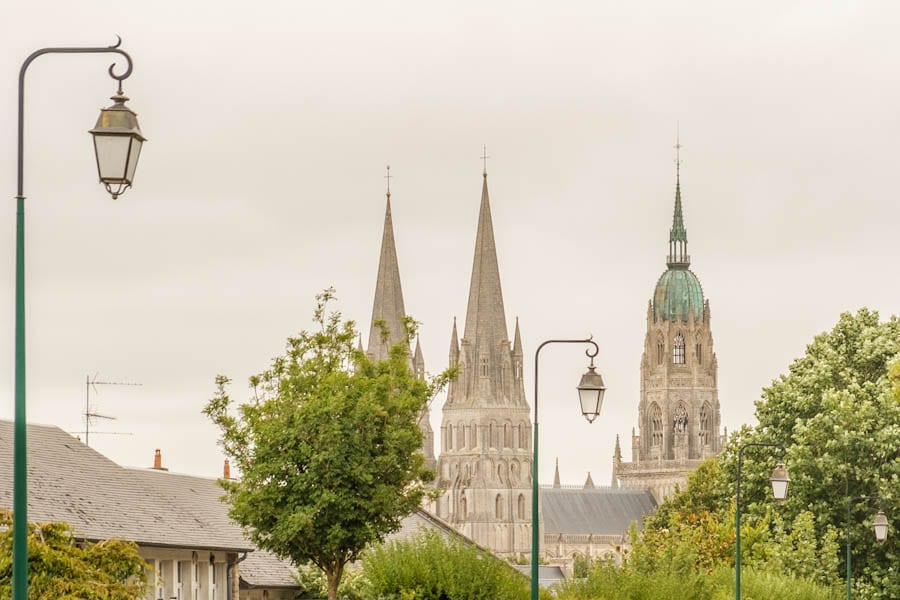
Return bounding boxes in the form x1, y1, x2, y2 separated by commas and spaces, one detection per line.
495, 494, 503, 519
657, 339, 664, 365
504, 423, 511, 448
480, 354, 489, 377
673, 333, 686, 364
447, 424, 453, 450
459, 496, 467, 520
469, 422, 477, 449
699, 403, 711, 446
650, 403, 663, 447
518, 494, 526, 520
695, 343, 702, 365
457, 422, 465, 449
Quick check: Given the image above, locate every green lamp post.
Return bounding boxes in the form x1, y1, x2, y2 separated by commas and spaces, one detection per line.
13, 38, 143, 600
735, 443, 789, 600
531, 338, 605, 600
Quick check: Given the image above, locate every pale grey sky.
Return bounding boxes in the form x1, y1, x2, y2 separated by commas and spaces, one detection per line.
2, 1, 898, 486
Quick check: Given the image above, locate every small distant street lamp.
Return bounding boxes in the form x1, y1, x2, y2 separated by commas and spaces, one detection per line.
845, 497, 889, 600
13, 38, 143, 600
531, 338, 604, 600
735, 442, 789, 600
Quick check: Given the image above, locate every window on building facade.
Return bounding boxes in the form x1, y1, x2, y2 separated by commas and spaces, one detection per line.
447, 424, 453, 450
657, 341, 664, 365
480, 355, 489, 377
460, 497, 467, 520
696, 343, 702, 365
699, 403, 711, 445
496, 494, 503, 519
673, 332, 686, 364
650, 403, 663, 447
518, 494, 526, 519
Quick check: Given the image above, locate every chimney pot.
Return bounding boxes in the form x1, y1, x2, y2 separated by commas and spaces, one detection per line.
153, 449, 162, 470
223, 459, 231, 480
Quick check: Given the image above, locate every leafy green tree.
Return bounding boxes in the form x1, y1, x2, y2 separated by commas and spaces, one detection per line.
204, 289, 452, 600
0, 510, 147, 600
638, 309, 899, 596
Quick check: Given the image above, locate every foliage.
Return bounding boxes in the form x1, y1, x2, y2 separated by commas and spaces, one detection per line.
361, 530, 540, 600
556, 561, 840, 600
204, 289, 452, 600
0, 510, 147, 600
632, 310, 899, 596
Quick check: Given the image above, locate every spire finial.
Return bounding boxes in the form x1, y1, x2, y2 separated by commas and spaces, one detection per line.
675, 123, 682, 181
480, 144, 490, 176
385, 165, 392, 198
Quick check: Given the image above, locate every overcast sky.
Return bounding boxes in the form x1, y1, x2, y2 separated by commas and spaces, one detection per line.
2, 1, 899, 486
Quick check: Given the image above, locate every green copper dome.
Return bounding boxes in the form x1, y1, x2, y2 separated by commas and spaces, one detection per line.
653, 268, 704, 322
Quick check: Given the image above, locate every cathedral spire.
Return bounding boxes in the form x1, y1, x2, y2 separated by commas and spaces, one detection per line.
449, 317, 459, 363
367, 170, 409, 362
553, 458, 561, 488
666, 134, 690, 269
512, 317, 523, 357
463, 170, 509, 346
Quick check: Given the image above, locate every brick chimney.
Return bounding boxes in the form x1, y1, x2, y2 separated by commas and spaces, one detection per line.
152, 449, 168, 471
223, 459, 231, 480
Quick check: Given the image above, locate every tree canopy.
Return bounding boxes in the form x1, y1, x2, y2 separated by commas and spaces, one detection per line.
204, 289, 451, 600
0, 510, 147, 600
637, 309, 900, 598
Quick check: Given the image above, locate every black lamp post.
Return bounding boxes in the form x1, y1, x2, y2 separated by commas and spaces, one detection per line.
13, 37, 143, 600
531, 338, 604, 600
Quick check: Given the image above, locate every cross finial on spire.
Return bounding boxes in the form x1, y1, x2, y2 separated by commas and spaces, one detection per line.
385, 165, 392, 198
480, 144, 490, 176
674, 123, 682, 180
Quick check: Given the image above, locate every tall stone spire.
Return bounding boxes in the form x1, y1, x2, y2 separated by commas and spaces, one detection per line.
463, 173, 510, 348
435, 166, 531, 556
367, 175, 409, 362
553, 458, 561, 488
667, 136, 690, 268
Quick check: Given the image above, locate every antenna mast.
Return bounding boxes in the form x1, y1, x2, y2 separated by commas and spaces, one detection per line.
83, 373, 141, 446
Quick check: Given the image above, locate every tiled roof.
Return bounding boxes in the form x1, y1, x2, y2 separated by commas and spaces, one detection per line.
541, 487, 656, 535
240, 549, 298, 589
0, 420, 251, 552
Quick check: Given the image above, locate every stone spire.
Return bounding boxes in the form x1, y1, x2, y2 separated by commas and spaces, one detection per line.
553, 458, 561, 488
613, 434, 622, 460
463, 172, 509, 348
413, 335, 425, 380
512, 317, 523, 357
367, 184, 409, 362
667, 137, 690, 269
584, 472, 595, 489
449, 317, 459, 364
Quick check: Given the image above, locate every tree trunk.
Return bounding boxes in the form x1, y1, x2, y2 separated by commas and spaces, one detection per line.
325, 563, 344, 600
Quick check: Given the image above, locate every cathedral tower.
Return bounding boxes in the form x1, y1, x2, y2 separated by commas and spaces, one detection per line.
366, 174, 435, 470
435, 170, 532, 556
613, 157, 722, 502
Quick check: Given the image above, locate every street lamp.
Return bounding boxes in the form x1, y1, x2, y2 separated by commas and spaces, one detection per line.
13, 38, 142, 600
845, 497, 889, 600
531, 337, 603, 600
735, 442, 789, 600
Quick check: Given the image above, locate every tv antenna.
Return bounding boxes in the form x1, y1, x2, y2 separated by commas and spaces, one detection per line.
79, 373, 141, 446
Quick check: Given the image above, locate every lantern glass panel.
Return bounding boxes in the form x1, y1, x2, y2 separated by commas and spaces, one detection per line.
125, 139, 142, 183
94, 135, 131, 182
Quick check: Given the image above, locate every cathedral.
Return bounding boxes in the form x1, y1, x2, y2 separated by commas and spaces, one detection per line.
361, 155, 721, 562
612, 158, 724, 503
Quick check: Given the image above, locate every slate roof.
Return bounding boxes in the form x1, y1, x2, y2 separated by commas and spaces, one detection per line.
0, 420, 251, 552
541, 487, 656, 535
240, 549, 298, 589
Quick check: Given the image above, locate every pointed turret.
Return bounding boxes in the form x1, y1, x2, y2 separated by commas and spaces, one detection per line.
413, 335, 425, 380
584, 472, 595, 489
463, 172, 510, 348
449, 317, 459, 364
553, 458, 561, 488
614, 434, 622, 460
512, 317, 523, 357
367, 185, 409, 362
